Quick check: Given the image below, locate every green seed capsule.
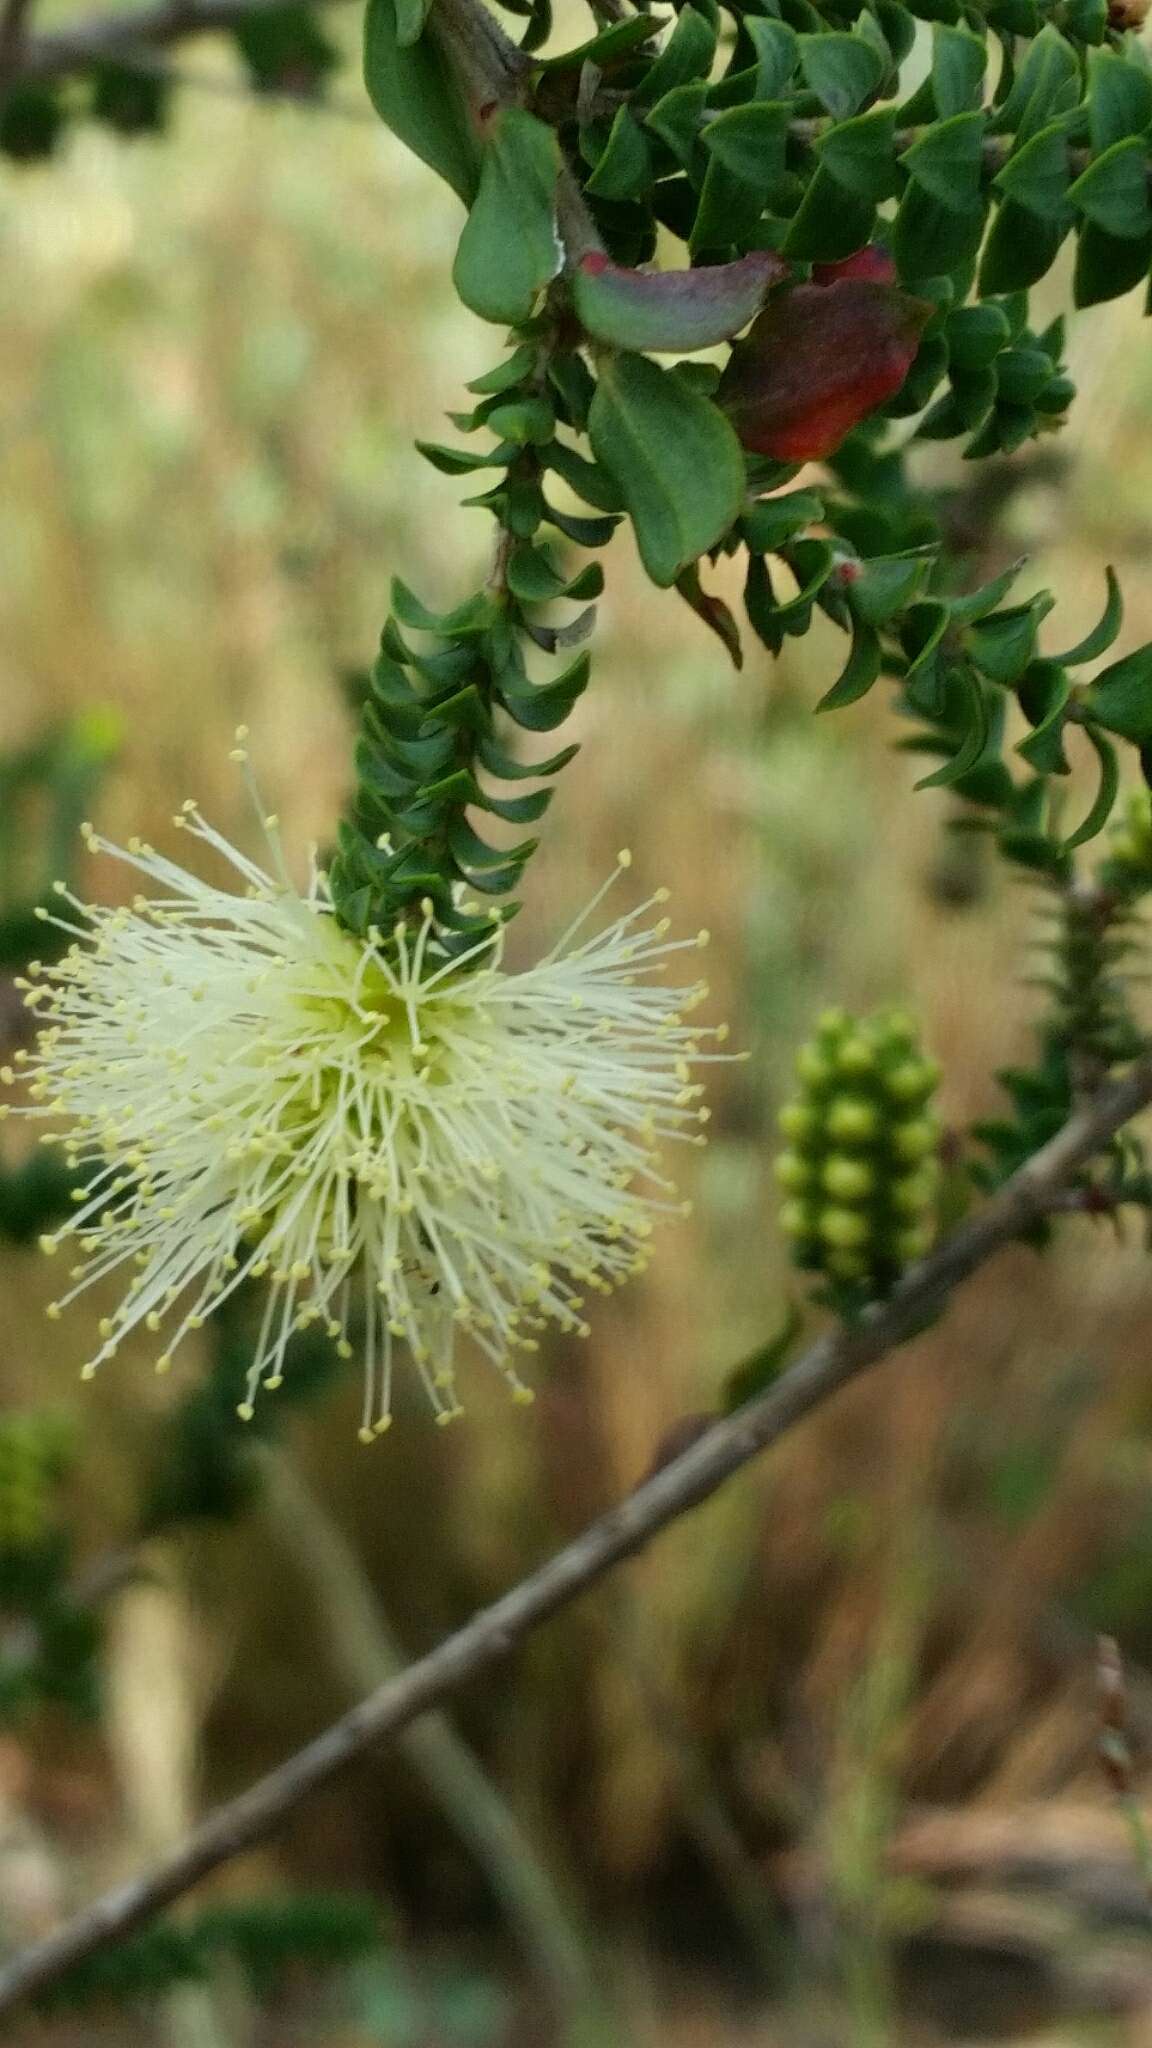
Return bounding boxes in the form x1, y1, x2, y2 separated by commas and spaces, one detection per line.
818, 1206, 871, 1251
825, 1097, 880, 1145
821, 1155, 874, 1203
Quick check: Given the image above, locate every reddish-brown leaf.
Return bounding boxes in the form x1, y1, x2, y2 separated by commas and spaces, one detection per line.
812, 244, 897, 287
718, 277, 931, 462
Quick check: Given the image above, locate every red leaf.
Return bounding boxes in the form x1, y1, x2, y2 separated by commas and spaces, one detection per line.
718, 278, 931, 463
812, 244, 897, 287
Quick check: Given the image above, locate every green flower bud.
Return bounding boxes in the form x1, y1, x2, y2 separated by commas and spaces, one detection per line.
776, 1006, 941, 1306
779, 1199, 814, 1240
774, 1151, 811, 1192
777, 1101, 817, 1144
876, 1008, 917, 1050
816, 1007, 851, 1041
891, 1167, 938, 1216
835, 1036, 877, 1077
825, 1097, 880, 1145
825, 1249, 869, 1282
891, 1117, 940, 1163
884, 1059, 939, 1105
821, 1155, 874, 1203
818, 1206, 871, 1251
796, 1045, 833, 1089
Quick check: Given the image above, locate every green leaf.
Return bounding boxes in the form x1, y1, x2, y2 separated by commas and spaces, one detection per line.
994, 119, 1074, 222
993, 25, 1080, 147
536, 13, 657, 69
769, 537, 833, 615
848, 548, 933, 624
966, 597, 1052, 684
391, 581, 495, 636
644, 82, 708, 169
506, 545, 604, 605
634, 6, 717, 105
816, 620, 883, 708
394, 0, 431, 47
743, 17, 801, 99
703, 100, 792, 188
588, 354, 745, 586
1064, 727, 1119, 851
1016, 661, 1072, 771
818, 107, 902, 204
572, 250, 783, 352
1070, 136, 1152, 240
783, 161, 876, 262
932, 24, 987, 118
799, 32, 885, 119
902, 110, 988, 211
1051, 567, 1123, 665
1083, 643, 1152, 742
476, 733, 579, 781
995, 346, 1057, 404
498, 651, 593, 731
675, 564, 744, 667
89, 61, 169, 134
415, 440, 506, 476
1088, 49, 1152, 154
363, 0, 480, 202
945, 301, 1012, 369
893, 181, 985, 285
915, 668, 992, 788
740, 488, 825, 552
690, 158, 769, 254
542, 439, 625, 512
466, 344, 538, 395
1074, 219, 1152, 306
978, 198, 1068, 294
484, 395, 555, 444
585, 107, 653, 200
452, 110, 561, 325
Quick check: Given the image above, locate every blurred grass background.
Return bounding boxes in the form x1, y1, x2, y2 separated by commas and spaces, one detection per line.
5, 22, 1152, 2041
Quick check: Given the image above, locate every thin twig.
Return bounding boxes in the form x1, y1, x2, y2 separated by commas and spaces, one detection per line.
0, 1054, 1149, 2018
18, 0, 352, 82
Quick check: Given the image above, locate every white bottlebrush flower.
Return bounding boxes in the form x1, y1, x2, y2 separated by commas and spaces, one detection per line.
6, 777, 729, 1438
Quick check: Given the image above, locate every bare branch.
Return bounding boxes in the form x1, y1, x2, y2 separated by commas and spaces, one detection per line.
0, 1053, 1150, 2018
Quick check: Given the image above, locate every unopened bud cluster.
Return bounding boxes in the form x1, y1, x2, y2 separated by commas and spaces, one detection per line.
0, 1413, 73, 1554
775, 1008, 941, 1301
